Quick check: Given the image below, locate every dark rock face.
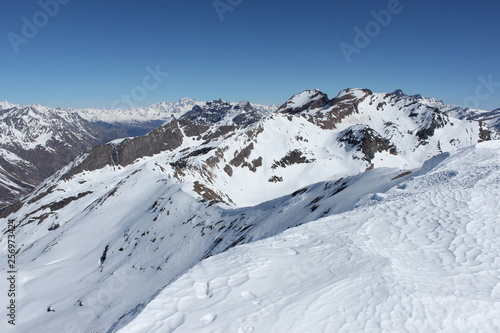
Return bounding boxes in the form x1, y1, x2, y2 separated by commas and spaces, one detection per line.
271, 149, 314, 169
338, 125, 396, 162
230, 143, 255, 168
232, 102, 263, 126
182, 100, 232, 125
179, 118, 210, 138
170, 147, 216, 169
268, 175, 283, 183
181, 100, 262, 127
392, 89, 405, 97
63, 119, 183, 179
277, 90, 330, 115
415, 109, 449, 142
250, 157, 262, 172
391, 89, 422, 100
113, 121, 183, 166
0, 200, 23, 219
308, 88, 373, 130
193, 181, 225, 203
223, 164, 233, 176
478, 122, 494, 142
179, 100, 263, 139
42, 191, 93, 212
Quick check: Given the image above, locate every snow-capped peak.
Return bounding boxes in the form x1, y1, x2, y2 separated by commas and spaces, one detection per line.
179, 97, 197, 104
179, 99, 263, 128
0, 100, 20, 110
277, 89, 330, 114
392, 89, 405, 97
390, 89, 423, 100
334, 87, 369, 98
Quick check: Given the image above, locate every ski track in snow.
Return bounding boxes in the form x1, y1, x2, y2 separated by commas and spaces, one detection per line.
120, 142, 500, 333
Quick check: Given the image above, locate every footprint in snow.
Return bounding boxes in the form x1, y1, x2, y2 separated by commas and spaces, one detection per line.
240, 291, 257, 300
241, 291, 261, 306
195, 281, 212, 299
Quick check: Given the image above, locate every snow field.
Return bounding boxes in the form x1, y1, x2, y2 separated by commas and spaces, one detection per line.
120, 142, 500, 333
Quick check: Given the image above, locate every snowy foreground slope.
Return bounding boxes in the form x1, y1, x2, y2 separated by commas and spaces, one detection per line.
120, 141, 500, 333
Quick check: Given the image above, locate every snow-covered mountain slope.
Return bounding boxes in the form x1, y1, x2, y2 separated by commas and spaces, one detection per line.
0, 99, 276, 207
396, 89, 500, 130
120, 141, 500, 333
0, 105, 122, 208
447, 107, 500, 131
0, 88, 498, 332
58, 88, 497, 207
0, 159, 421, 333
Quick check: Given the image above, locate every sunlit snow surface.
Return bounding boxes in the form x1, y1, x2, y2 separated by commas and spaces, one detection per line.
120, 141, 500, 333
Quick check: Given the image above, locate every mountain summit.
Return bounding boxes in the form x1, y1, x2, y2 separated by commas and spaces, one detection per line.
277, 89, 330, 114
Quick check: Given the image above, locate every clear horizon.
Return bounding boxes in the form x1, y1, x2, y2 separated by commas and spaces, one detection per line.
3, 87, 498, 112
1, 0, 499, 111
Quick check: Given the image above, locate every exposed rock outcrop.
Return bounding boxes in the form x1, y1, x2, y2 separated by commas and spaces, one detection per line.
338, 125, 396, 162
63, 119, 183, 179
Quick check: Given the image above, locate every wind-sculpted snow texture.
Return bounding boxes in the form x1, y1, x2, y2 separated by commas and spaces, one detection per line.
120, 141, 500, 333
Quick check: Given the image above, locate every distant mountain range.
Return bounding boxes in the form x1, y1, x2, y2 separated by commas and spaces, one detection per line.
0, 88, 498, 332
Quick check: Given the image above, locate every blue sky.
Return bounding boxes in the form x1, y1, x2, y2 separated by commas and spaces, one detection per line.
0, 0, 499, 110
